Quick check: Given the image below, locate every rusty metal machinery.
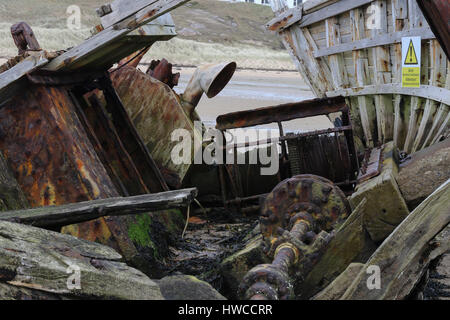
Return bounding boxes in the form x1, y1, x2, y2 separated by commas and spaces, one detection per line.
239, 174, 351, 300
215, 97, 359, 213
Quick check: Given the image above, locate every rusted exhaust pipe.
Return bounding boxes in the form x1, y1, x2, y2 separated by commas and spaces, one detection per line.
181, 61, 237, 116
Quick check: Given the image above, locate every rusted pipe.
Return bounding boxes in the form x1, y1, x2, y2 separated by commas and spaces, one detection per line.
246, 218, 309, 300
181, 62, 236, 116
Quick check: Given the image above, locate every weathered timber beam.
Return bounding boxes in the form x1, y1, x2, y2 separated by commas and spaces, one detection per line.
327, 84, 450, 106
0, 188, 197, 228
341, 179, 450, 300
0, 52, 48, 103
42, 0, 189, 72
99, 0, 157, 29
0, 220, 163, 299
268, 0, 374, 32
216, 96, 347, 130
314, 27, 435, 58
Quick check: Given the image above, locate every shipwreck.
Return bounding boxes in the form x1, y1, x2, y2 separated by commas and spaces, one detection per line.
0, 0, 448, 300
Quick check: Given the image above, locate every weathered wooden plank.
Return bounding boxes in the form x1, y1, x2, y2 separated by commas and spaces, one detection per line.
341, 179, 450, 300
43, 0, 189, 72
0, 220, 163, 299
0, 52, 48, 103
412, 41, 447, 152
299, 0, 374, 28
422, 104, 449, 148
422, 65, 450, 147
403, 96, 424, 153
371, 0, 394, 144
392, 0, 408, 21
393, 96, 411, 149
314, 28, 435, 58
430, 110, 450, 145
313, 263, 365, 300
351, 8, 377, 147
269, 0, 374, 31
280, 26, 333, 97
408, 0, 428, 29
392, 0, 409, 149
300, 198, 377, 299
303, 0, 340, 14
350, 142, 410, 242
326, 84, 450, 105
326, 17, 350, 89
0, 188, 197, 228
100, 0, 157, 29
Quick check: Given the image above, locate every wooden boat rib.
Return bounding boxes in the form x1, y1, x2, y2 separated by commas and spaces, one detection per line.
268, 0, 449, 153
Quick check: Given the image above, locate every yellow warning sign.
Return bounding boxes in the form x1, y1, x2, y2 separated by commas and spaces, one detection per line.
402, 67, 420, 87
402, 37, 421, 88
404, 40, 418, 65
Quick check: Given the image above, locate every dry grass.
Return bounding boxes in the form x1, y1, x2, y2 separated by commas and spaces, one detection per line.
146, 38, 294, 70
0, 0, 295, 70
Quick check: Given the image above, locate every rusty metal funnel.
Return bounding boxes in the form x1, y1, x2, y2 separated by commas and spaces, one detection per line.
181, 61, 237, 114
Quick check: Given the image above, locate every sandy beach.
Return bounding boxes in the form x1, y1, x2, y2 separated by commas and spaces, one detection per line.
172, 67, 332, 132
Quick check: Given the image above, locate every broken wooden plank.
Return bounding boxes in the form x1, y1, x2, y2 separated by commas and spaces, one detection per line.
341, 179, 450, 300
0, 188, 197, 228
0, 220, 163, 299
43, 0, 189, 72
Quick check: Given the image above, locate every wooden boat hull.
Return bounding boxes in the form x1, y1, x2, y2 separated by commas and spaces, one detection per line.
268, 0, 449, 153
